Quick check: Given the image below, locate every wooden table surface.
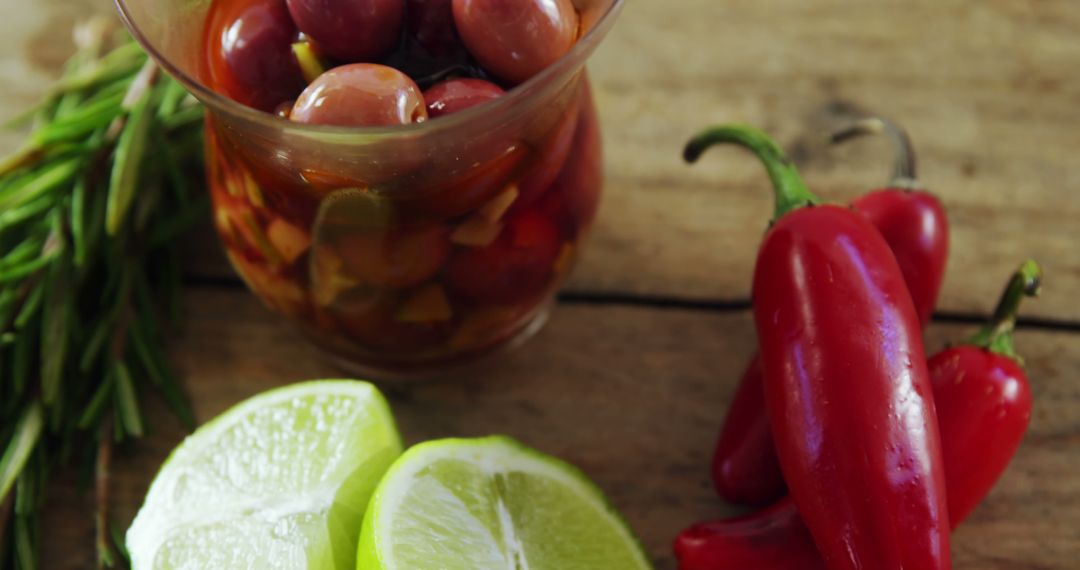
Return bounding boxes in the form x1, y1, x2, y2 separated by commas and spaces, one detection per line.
2, 0, 1078, 568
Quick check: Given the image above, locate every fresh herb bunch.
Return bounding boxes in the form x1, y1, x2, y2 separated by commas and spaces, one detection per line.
0, 19, 206, 568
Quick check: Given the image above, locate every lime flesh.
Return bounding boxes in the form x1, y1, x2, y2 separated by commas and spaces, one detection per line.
127, 380, 402, 570
358, 436, 652, 570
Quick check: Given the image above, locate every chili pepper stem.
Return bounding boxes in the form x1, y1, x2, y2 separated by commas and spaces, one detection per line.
830, 117, 922, 190
967, 259, 1042, 361
684, 125, 819, 220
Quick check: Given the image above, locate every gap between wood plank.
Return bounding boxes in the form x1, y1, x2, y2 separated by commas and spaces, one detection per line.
180, 275, 1080, 333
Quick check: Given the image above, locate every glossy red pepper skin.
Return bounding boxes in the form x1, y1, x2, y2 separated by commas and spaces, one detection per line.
931, 348, 1032, 526
755, 205, 950, 570
853, 188, 948, 326
711, 189, 948, 506
677, 347, 1033, 570
674, 499, 825, 570
710, 356, 786, 505
686, 126, 951, 570
839, 117, 949, 330
679, 351, 1028, 569
712, 120, 949, 507
677, 261, 1039, 570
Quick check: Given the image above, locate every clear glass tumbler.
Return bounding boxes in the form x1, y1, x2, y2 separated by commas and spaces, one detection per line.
116, 0, 624, 378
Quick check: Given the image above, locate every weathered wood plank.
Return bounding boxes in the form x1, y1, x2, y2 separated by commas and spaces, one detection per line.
0, 1, 1073, 568
579, 0, 1080, 321
1, 0, 1078, 321
181, 0, 1080, 324
40, 287, 1080, 569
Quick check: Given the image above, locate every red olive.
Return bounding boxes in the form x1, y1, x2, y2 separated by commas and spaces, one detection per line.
423, 78, 504, 119
336, 225, 450, 288
290, 64, 428, 127
414, 79, 514, 218
407, 0, 463, 58
452, 0, 580, 85
444, 210, 561, 305
333, 294, 450, 353
285, 0, 404, 62
512, 102, 579, 212
204, 0, 306, 112
549, 87, 602, 233
414, 144, 527, 219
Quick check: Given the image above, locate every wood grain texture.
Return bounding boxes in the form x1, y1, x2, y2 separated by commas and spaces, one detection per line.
579, 0, 1080, 323
39, 288, 1080, 569
0, 0, 1076, 567
1, 1, 1078, 321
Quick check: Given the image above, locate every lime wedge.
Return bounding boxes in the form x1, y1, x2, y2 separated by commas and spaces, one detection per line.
357, 436, 652, 570
127, 380, 402, 570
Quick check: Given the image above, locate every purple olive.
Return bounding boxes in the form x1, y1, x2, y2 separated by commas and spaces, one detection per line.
406, 0, 462, 58
423, 78, 504, 118
452, 0, 579, 85
290, 64, 428, 127
204, 0, 306, 112
286, 0, 404, 62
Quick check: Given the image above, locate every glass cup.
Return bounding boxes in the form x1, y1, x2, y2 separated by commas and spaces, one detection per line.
116, 0, 624, 378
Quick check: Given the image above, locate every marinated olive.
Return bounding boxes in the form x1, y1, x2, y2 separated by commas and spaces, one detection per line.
286, 0, 404, 62
290, 64, 428, 126
201, 0, 607, 371
512, 102, 579, 212
336, 225, 450, 288
423, 78, 504, 119
204, 0, 306, 112
452, 0, 579, 84
444, 210, 561, 305
333, 294, 450, 353
415, 144, 526, 218
406, 0, 463, 58
555, 89, 603, 231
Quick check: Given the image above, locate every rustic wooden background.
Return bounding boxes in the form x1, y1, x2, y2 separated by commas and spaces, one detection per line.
1, 0, 1077, 568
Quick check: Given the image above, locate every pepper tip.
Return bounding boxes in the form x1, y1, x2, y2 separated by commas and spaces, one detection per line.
1019, 259, 1043, 297
683, 139, 704, 164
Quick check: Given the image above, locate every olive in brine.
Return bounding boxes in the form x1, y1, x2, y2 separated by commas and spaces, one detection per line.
452, 0, 579, 85
204, 0, 307, 112
290, 64, 428, 127
286, 0, 404, 62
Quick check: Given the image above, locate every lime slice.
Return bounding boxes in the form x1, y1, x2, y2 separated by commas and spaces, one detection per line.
358, 436, 652, 570
127, 380, 402, 570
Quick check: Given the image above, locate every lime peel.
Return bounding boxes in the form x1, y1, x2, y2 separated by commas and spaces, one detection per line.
359, 436, 652, 570
127, 380, 402, 570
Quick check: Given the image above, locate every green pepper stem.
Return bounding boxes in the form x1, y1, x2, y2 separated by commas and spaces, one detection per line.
830, 117, 921, 190
684, 125, 819, 221
967, 259, 1042, 361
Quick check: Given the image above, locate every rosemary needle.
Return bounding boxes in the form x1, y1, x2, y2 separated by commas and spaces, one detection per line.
0, 24, 206, 568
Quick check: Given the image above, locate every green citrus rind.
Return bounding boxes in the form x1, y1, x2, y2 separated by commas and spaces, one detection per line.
357, 436, 651, 570
127, 380, 402, 570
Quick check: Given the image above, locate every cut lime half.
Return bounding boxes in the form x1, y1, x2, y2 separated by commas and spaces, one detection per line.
127, 380, 402, 570
358, 436, 652, 570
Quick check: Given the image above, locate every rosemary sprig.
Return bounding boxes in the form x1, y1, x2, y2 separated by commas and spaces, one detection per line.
0, 19, 206, 569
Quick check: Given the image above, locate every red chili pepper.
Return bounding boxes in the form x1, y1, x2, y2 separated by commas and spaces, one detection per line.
838, 118, 949, 327
676, 261, 1039, 569
685, 125, 951, 570
675, 499, 825, 570
711, 118, 949, 506
932, 259, 1038, 526
710, 355, 786, 505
